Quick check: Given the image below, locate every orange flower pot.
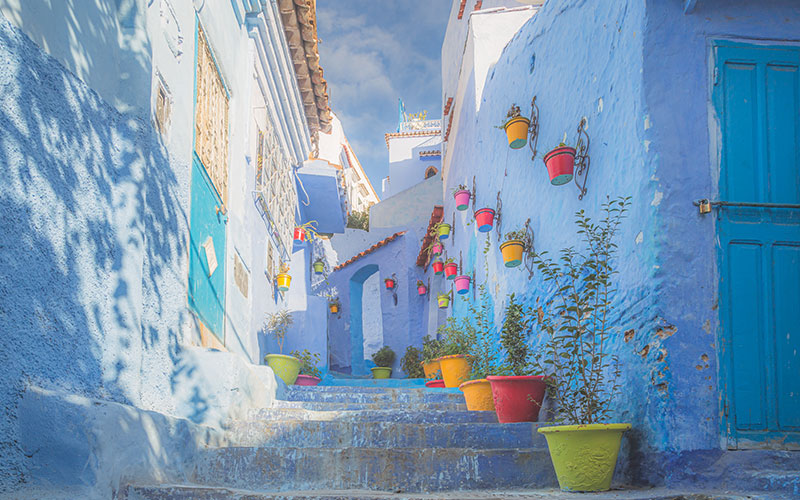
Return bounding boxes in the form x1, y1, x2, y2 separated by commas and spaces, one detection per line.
422, 360, 441, 380
329, 304, 339, 314
504, 116, 530, 149
459, 378, 495, 411
500, 239, 524, 268
436, 354, 471, 388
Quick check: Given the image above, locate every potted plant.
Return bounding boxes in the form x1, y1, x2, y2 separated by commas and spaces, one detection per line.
501, 104, 530, 149
276, 262, 291, 292
437, 222, 452, 240
431, 240, 444, 257
533, 197, 631, 492
459, 285, 502, 412
432, 258, 444, 275
400, 345, 425, 379
290, 349, 322, 386
542, 142, 576, 186
454, 274, 471, 295
437, 292, 450, 309
313, 259, 325, 274
487, 293, 546, 423
453, 184, 471, 211
434, 317, 472, 388
499, 230, 526, 268
474, 208, 495, 232
384, 276, 396, 289
293, 221, 318, 242
421, 335, 444, 381
371, 346, 395, 379
328, 297, 340, 314
263, 310, 301, 385
443, 258, 458, 280
416, 280, 427, 296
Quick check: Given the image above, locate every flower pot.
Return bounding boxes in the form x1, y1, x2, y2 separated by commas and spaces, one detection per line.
444, 262, 458, 280
500, 240, 525, 268
504, 116, 530, 149
436, 354, 471, 388
431, 242, 443, 256
417, 285, 427, 296
371, 367, 392, 379
421, 359, 441, 380
543, 146, 576, 186
276, 273, 292, 292
432, 260, 444, 275
437, 294, 450, 308
459, 379, 495, 411
474, 208, 495, 233
384, 278, 395, 289
294, 374, 321, 386
538, 423, 632, 492
437, 223, 452, 240
454, 275, 471, 295
425, 379, 445, 388
329, 304, 339, 314
265, 354, 302, 385
487, 375, 547, 423
313, 261, 325, 274
293, 227, 305, 242
454, 189, 471, 211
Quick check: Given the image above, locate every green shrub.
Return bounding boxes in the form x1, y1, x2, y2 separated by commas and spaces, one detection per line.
421, 335, 445, 363
371, 346, 395, 367
400, 346, 424, 378
290, 349, 321, 378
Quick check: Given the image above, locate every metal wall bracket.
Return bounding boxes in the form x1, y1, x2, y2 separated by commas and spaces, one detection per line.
521, 218, 536, 279
574, 117, 591, 200
471, 175, 478, 212
528, 96, 540, 160
495, 191, 503, 241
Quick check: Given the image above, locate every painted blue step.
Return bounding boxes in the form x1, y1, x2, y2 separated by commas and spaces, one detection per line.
192, 446, 557, 492
282, 388, 463, 405
228, 420, 546, 449
319, 375, 426, 388
247, 408, 498, 424
270, 400, 467, 412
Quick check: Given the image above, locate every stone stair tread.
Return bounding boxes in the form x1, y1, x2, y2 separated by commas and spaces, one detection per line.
125, 484, 773, 500
269, 401, 467, 411
247, 408, 498, 423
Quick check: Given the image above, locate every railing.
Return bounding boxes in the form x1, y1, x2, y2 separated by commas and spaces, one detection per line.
398, 119, 442, 132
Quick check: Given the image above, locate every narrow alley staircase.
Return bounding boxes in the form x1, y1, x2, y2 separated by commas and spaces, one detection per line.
126, 384, 558, 499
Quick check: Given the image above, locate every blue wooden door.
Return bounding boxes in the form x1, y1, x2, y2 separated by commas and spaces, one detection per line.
188, 154, 227, 339
715, 42, 800, 448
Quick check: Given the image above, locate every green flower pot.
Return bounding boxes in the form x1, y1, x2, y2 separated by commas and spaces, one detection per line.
265, 354, 302, 385
371, 367, 392, 379
538, 423, 631, 492
437, 223, 451, 240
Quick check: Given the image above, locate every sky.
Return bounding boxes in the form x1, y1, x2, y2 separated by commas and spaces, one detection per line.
316, 0, 452, 196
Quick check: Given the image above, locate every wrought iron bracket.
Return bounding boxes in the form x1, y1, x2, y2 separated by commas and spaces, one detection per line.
521, 218, 536, 279
471, 175, 478, 212
528, 96, 540, 160
472, 269, 476, 301
390, 272, 398, 306
574, 117, 591, 200
495, 191, 503, 242
451, 212, 456, 244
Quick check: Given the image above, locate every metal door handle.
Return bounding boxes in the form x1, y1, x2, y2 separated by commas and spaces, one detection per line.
695, 199, 800, 214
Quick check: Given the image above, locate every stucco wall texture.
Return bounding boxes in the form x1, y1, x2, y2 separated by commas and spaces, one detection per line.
440, 0, 800, 484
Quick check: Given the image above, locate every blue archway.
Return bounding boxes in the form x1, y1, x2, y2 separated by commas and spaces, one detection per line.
349, 264, 381, 376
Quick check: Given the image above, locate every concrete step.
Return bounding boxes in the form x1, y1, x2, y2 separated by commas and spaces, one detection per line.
228, 420, 546, 449
270, 400, 467, 412
192, 446, 556, 492
283, 387, 463, 405
125, 485, 770, 500
247, 408, 498, 424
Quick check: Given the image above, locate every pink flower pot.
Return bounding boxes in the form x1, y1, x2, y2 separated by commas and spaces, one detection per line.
454, 189, 471, 211
543, 146, 576, 186
444, 263, 458, 280
454, 275, 471, 295
431, 242, 443, 256
294, 374, 321, 386
417, 285, 427, 295
474, 208, 495, 233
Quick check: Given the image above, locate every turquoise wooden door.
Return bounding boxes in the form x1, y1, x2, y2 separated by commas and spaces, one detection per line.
188, 154, 227, 339
714, 42, 800, 448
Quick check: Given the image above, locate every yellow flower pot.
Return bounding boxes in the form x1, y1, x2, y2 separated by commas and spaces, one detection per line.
276, 273, 291, 292
264, 354, 301, 386
500, 239, 525, 268
371, 367, 392, 379
504, 116, 530, 149
538, 423, 631, 492
458, 378, 495, 411
436, 354, 471, 388
422, 360, 441, 380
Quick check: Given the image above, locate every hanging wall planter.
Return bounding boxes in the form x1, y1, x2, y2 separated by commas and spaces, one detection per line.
329, 303, 339, 314
416, 280, 427, 296
437, 293, 450, 309
276, 273, 292, 292
453, 186, 471, 211
454, 275, 471, 295
432, 259, 444, 275
313, 260, 325, 274
444, 262, 458, 280
384, 277, 396, 290
500, 239, 525, 268
293, 227, 306, 242
437, 223, 452, 240
474, 208, 496, 233
500, 104, 530, 149
543, 144, 576, 186
431, 242, 443, 257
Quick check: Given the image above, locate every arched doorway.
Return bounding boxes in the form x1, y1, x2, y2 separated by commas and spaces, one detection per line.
348, 264, 385, 375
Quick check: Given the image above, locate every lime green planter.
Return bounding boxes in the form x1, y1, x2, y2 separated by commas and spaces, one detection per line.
371, 367, 392, 379
538, 423, 631, 492
265, 354, 302, 385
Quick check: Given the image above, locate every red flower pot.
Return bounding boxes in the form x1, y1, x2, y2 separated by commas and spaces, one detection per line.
293, 227, 305, 242
454, 189, 471, 211
432, 260, 444, 275
487, 375, 547, 423
543, 146, 576, 186
474, 208, 495, 233
385, 278, 395, 289
444, 263, 458, 280
454, 275, 470, 295
294, 374, 321, 386
425, 379, 445, 388
417, 285, 427, 295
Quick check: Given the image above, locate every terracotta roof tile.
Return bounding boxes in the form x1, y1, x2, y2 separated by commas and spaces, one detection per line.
444, 110, 455, 142
384, 129, 441, 149
419, 150, 441, 158
443, 97, 453, 116
415, 206, 444, 267
457, 0, 467, 19
474, 1, 483, 11
333, 231, 406, 271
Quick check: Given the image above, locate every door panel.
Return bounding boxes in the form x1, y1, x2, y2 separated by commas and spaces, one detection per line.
715, 43, 800, 448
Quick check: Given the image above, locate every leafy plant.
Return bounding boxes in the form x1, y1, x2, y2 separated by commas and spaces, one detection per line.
400, 346, 425, 378
372, 346, 396, 368
279, 262, 290, 274
463, 284, 503, 381
531, 196, 630, 425
328, 297, 341, 308
452, 184, 468, 195
290, 349, 321, 378
443, 257, 456, 265
437, 316, 473, 357
416, 280, 426, 288
421, 335, 445, 363
295, 221, 318, 241
501, 293, 532, 376
347, 210, 370, 231
504, 229, 526, 242
264, 309, 293, 354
